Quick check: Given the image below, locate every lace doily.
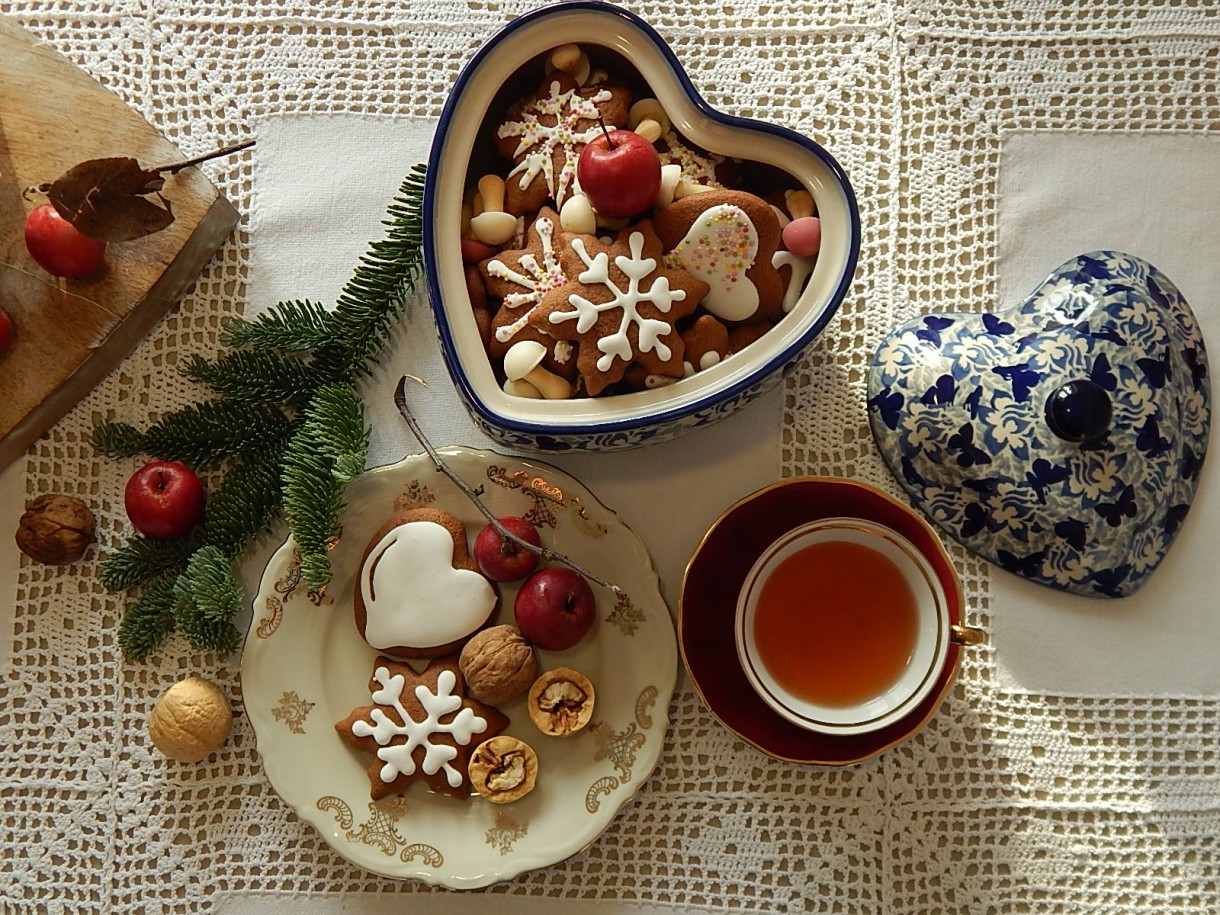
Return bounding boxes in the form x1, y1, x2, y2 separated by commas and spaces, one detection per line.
3, 1, 1219, 912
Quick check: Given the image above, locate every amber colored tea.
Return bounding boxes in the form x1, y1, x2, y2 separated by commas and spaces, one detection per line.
752, 540, 920, 707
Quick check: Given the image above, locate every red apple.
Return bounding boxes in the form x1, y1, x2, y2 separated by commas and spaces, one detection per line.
0, 307, 12, 353
24, 204, 107, 278
124, 460, 206, 540
514, 566, 597, 651
473, 516, 542, 582
577, 128, 661, 219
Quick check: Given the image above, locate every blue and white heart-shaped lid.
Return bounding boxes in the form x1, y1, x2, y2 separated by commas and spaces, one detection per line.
868, 251, 1211, 598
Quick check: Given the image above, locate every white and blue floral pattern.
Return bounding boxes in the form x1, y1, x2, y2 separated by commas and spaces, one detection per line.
867, 252, 1211, 598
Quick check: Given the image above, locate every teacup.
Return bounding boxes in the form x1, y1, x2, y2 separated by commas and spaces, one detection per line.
735, 518, 966, 736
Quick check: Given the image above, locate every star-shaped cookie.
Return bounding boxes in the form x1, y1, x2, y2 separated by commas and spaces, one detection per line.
480, 208, 576, 375
531, 220, 709, 395
335, 655, 509, 801
495, 73, 631, 214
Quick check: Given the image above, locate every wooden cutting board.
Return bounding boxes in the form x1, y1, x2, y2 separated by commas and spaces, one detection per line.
0, 16, 239, 471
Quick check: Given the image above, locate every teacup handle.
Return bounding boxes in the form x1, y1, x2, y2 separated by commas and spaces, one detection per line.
950, 624, 986, 647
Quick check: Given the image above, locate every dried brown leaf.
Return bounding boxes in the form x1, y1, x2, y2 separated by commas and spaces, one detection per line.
47, 157, 175, 242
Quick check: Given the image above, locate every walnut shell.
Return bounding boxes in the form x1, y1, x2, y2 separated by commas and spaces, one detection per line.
459, 625, 538, 706
528, 667, 595, 737
148, 676, 233, 763
15, 494, 95, 565
469, 735, 539, 804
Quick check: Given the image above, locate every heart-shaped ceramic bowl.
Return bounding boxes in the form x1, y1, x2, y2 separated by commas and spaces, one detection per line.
868, 251, 1211, 598
424, 1, 859, 452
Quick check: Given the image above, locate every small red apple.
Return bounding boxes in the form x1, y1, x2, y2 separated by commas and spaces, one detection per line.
0, 307, 12, 353
124, 460, 206, 540
577, 128, 661, 219
24, 204, 107, 278
473, 516, 542, 582
514, 566, 597, 651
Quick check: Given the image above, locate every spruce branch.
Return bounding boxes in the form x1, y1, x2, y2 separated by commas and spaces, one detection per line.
117, 574, 179, 662
100, 536, 195, 592
141, 400, 292, 467
92, 421, 146, 458
172, 547, 244, 657
198, 445, 286, 559
183, 350, 321, 404
307, 383, 370, 483
281, 416, 346, 589
95, 163, 428, 661
220, 299, 333, 352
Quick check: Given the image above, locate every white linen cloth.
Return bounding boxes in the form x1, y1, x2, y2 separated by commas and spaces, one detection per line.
2, 2, 1219, 913
992, 132, 1220, 697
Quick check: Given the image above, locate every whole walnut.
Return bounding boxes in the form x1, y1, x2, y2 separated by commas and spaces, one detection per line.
15, 494, 95, 565
459, 625, 538, 706
148, 676, 233, 762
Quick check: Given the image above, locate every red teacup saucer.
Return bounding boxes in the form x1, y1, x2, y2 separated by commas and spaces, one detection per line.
679, 477, 967, 765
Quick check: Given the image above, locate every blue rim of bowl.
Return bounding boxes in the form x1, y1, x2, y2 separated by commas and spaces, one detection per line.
424, 0, 861, 439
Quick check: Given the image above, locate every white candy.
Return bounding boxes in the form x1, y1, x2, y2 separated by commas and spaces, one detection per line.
560, 193, 597, 234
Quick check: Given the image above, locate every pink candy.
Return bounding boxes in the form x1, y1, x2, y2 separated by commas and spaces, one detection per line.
781, 216, 821, 258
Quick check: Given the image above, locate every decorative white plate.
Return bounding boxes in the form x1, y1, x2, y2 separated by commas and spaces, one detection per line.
241, 446, 678, 887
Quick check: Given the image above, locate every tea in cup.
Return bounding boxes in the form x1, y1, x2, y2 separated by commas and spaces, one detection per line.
735, 518, 953, 735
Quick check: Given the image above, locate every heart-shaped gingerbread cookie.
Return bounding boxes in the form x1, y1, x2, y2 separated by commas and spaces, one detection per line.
868, 251, 1211, 598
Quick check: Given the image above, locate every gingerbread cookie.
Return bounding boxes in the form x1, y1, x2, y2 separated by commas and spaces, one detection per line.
481, 208, 576, 378
495, 73, 630, 215
681, 314, 730, 376
655, 189, 786, 325
728, 321, 773, 354
336, 655, 510, 801
532, 220, 708, 395
354, 508, 498, 659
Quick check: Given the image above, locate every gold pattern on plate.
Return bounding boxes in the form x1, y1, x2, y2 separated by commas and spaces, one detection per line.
635, 685, 658, 730
271, 691, 316, 734
486, 465, 608, 537
258, 549, 335, 637
583, 685, 657, 812
605, 591, 645, 637
485, 810, 529, 856
394, 479, 437, 510
315, 796, 444, 866
591, 721, 647, 782
585, 776, 618, 814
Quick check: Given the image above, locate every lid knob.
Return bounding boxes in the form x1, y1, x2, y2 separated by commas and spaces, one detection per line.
1045, 379, 1113, 443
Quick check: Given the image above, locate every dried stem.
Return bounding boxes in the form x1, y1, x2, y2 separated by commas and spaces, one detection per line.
394, 375, 625, 597
159, 139, 256, 175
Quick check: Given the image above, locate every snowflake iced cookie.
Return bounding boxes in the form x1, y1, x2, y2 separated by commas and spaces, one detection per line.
532, 221, 709, 396
655, 189, 785, 325
354, 508, 499, 659
495, 73, 631, 215
335, 655, 510, 801
480, 208, 578, 380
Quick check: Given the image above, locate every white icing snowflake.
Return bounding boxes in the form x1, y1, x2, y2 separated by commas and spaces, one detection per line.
488, 216, 566, 345
549, 231, 687, 372
498, 81, 612, 209
351, 667, 487, 789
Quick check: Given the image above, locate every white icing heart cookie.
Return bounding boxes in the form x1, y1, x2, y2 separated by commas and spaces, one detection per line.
354, 509, 498, 658
655, 189, 786, 325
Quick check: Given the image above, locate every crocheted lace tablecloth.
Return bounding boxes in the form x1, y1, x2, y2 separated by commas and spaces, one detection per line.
3, 1, 1219, 912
